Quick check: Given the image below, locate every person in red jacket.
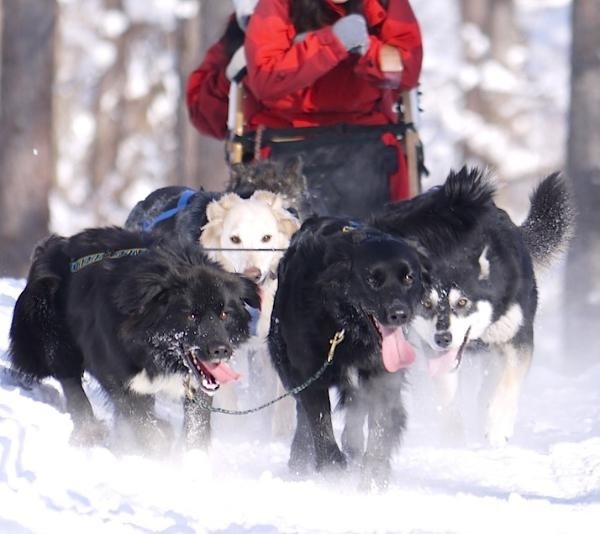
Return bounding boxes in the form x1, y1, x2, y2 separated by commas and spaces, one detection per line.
186, 0, 423, 218
187, 0, 256, 139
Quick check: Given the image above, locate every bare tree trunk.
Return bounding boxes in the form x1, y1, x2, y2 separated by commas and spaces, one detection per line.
0, 0, 56, 277
564, 0, 600, 370
53, 0, 186, 230
458, 0, 526, 193
175, 0, 229, 191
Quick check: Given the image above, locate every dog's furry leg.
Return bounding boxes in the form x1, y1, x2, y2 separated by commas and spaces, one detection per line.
341, 390, 367, 462
298, 387, 346, 472
60, 377, 107, 446
290, 388, 348, 475
288, 401, 315, 474
112, 391, 172, 453
360, 374, 406, 491
184, 394, 212, 449
485, 343, 532, 447
431, 370, 465, 446
270, 380, 296, 439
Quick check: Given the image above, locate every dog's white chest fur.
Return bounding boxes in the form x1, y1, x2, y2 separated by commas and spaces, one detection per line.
129, 370, 184, 398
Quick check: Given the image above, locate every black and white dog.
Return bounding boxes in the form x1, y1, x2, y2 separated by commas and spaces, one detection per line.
9, 227, 260, 451
372, 167, 575, 446
269, 217, 429, 488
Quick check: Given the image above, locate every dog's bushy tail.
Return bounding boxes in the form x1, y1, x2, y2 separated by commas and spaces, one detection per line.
9, 235, 71, 379
520, 172, 576, 268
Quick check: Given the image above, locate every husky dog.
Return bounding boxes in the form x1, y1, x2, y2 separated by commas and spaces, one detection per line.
372, 167, 575, 446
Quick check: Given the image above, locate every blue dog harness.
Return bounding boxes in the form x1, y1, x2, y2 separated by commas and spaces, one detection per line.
142, 189, 196, 232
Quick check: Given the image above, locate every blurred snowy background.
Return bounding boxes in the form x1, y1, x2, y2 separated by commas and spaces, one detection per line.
46, 0, 570, 232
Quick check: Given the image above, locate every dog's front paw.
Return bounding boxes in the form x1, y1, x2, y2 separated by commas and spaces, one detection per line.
341, 427, 365, 464
485, 424, 511, 447
359, 458, 391, 492
439, 409, 466, 447
485, 395, 518, 447
315, 445, 347, 472
135, 417, 175, 454
288, 449, 313, 475
70, 419, 108, 447
485, 411, 515, 447
185, 427, 211, 450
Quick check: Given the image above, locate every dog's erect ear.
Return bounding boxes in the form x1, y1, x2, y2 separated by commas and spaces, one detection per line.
250, 190, 301, 237
202, 193, 244, 248
205, 198, 226, 224
205, 193, 242, 223
477, 245, 491, 281
277, 209, 301, 238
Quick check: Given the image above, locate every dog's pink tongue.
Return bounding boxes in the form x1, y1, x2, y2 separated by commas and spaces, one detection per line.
427, 350, 459, 377
381, 327, 416, 372
203, 361, 241, 384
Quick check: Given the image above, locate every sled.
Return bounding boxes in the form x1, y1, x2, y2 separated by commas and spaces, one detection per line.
226, 82, 427, 200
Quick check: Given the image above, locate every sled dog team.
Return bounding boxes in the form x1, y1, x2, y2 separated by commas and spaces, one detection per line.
9, 160, 574, 489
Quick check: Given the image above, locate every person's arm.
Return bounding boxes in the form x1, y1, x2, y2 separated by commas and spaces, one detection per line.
245, 0, 350, 101
355, 0, 422, 89
186, 27, 233, 139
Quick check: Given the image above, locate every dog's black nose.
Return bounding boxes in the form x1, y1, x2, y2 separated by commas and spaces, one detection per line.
208, 343, 232, 360
387, 304, 409, 325
434, 331, 452, 349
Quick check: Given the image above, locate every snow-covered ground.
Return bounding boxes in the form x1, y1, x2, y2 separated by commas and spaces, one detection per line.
2, 263, 600, 533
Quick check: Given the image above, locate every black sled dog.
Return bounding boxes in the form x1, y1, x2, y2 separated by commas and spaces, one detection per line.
269, 217, 429, 488
8, 227, 259, 451
372, 167, 575, 446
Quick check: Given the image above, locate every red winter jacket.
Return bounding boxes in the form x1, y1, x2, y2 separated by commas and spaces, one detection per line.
186, 0, 422, 138
244, 0, 422, 130
186, 17, 234, 139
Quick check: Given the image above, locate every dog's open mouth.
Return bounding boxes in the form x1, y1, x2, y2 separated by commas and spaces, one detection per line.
427, 327, 471, 377
371, 317, 416, 372
183, 350, 240, 396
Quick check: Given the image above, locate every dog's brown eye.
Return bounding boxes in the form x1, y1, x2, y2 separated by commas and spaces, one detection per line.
403, 273, 414, 286
188, 313, 196, 321
456, 298, 468, 308
220, 310, 228, 321
230, 235, 241, 244
423, 299, 432, 309
262, 235, 272, 243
